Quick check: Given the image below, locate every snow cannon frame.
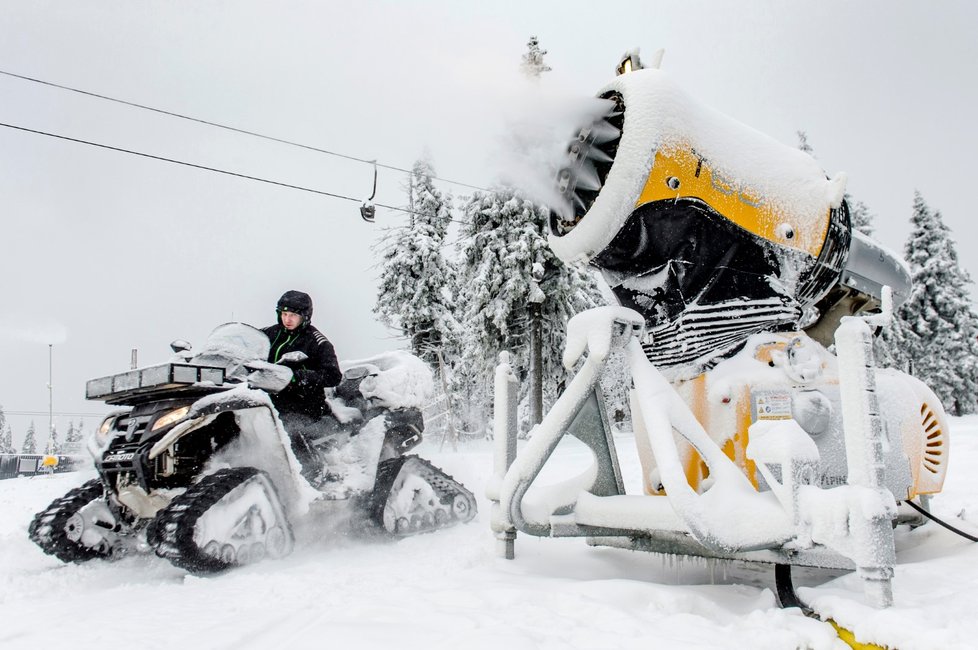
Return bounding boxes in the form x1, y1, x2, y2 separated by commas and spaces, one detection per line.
490, 305, 949, 611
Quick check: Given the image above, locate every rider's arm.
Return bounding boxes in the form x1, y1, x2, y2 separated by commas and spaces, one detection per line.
291, 331, 342, 392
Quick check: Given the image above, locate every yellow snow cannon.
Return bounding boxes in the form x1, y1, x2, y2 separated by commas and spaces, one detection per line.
491, 58, 950, 622
549, 63, 911, 372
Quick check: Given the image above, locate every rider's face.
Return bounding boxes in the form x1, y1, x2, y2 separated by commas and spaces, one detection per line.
280, 311, 303, 330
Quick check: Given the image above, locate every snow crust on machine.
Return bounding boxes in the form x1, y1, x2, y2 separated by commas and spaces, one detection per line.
191, 385, 320, 514
340, 351, 433, 409
549, 68, 841, 264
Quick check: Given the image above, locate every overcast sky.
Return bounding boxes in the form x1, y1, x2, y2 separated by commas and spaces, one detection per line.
1, 1, 975, 444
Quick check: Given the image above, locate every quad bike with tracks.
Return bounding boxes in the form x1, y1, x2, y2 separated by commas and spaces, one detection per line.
29, 323, 476, 573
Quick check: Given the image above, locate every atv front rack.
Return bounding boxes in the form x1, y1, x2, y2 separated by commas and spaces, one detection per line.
87, 363, 226, 404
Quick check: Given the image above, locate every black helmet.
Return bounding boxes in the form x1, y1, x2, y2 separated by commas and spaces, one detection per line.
276, 290, 313, 324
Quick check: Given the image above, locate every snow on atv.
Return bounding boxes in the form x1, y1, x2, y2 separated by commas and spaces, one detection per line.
29, 323, 476, 573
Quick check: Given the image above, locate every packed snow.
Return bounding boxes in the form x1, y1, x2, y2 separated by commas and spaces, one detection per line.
3, 418, 978, 649
548, 68, 843, 265
340, 351, 435, 410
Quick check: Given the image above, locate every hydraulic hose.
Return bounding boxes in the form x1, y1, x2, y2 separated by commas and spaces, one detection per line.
904, 499, 978, 542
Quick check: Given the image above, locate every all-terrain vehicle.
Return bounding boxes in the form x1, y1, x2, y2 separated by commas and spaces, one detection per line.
29, 323, 476, 573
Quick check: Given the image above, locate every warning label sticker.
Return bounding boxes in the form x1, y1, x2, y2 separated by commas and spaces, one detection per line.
753, 390, 793, 421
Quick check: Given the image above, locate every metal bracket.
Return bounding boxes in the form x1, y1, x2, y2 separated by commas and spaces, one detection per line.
360, 160, 378, 222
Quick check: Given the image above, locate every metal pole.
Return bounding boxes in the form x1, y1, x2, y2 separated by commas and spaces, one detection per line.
436, 349, 459, 452
529, 262, 546, 429
491, 351, 519, 559
529, 302, 543, 426
48, 344, 53, 445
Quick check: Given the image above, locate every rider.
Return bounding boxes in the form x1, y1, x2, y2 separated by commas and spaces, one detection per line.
261, 290, 342, 477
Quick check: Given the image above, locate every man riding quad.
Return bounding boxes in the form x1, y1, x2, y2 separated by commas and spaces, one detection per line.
250, 290, 343, 482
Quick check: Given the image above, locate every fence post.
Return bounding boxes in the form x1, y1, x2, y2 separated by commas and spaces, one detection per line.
488, 351, 519, 559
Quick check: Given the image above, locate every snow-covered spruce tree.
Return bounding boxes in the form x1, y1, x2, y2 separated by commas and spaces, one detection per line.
796, 130, 814, 155
0, 404, 9, 454
453, 187, 603, 431
520, 36, 552, 80
45, 424, 60, 455
64, 420, 84, 453
797, 131, 875, 236
0, 418, 13, 454
374, 157, 456, 367
848, 198, 876, 238
22, 421, 37, 454
882, 192, 978, 415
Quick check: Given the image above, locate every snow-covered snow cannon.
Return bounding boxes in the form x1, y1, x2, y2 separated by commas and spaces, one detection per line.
491, 61, 949, 612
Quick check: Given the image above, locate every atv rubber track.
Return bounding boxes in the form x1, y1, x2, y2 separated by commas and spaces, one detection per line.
368, 455, 477, 537
147, 467, 292, 574
28, 479, 110, 563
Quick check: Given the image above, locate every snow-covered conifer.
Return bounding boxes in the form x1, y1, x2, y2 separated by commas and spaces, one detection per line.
848, 198, 876, 238
0, 405, 8, 454
22, 421, 37, 454
45, 424, 60, 455
797, 131, 875, 236
453, 187, 603, 430
0, 417, 13, 455
64, 420, 84, 453
374, 157, 456, 366
796, 130, 814, 155
520, 36, 552, 79
886, 192, 978, 414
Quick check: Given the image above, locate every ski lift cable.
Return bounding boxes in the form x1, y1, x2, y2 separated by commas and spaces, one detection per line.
0, 68, 494, 194
6, 410, 106, 418
0, 121, 472, 226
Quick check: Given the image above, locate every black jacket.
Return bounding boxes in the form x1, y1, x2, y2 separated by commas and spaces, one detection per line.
262, 323, 342, 418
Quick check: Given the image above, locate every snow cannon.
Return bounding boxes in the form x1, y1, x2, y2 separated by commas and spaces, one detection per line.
491, 57, 951, 620
549, 63, 910, 373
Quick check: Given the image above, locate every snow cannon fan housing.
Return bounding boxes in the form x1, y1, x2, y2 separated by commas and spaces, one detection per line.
550, 69, 855, 373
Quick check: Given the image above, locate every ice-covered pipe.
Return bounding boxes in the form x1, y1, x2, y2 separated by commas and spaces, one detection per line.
832, 314, 897, 607
489, 352, 519, 559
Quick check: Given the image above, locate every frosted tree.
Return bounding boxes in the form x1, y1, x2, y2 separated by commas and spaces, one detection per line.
796, 130, 814, 155
520, 36, 552, 79
797, 130, 874, 236
883, 192, 978, 415
848, 198, 876, 238
0, 422, 13, 455
22, 421, 37, 454
45, 424, 61, 455
453, 187, 603, 431
374, 157, 456, 367
64, 420, 84, 453
0, 404, 8, 454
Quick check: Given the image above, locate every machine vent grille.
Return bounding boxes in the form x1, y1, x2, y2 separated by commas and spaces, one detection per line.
921, 403, 945, 474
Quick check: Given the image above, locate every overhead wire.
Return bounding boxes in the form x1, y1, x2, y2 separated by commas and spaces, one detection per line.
6, 410, 106, 418
0, 68, 496, 194
0, 121, 472, 226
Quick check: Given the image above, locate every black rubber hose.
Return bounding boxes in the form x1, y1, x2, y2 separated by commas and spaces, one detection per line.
774, 563, 815, 616
904, 499, 978, 542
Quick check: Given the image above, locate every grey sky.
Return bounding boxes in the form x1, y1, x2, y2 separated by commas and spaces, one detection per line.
1, 1, 975, 444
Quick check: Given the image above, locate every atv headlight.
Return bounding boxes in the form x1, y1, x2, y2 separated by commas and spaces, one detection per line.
95, 416, 116, 446
87, 414, 121, 459
151, 405, 190, 432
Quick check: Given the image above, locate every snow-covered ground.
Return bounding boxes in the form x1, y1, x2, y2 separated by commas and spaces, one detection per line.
3, 419, 978, 650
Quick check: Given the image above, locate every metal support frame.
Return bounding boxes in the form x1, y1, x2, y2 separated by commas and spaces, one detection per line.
491, 302, 904, 609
